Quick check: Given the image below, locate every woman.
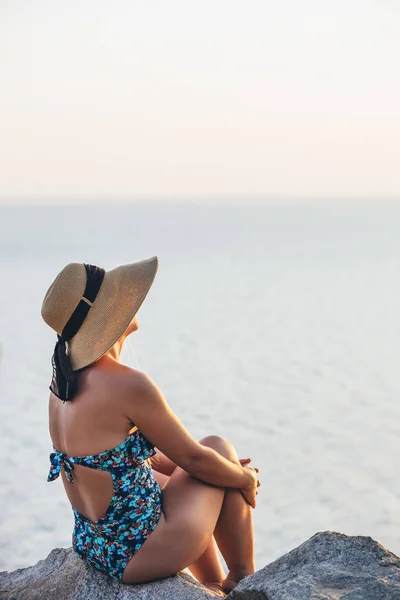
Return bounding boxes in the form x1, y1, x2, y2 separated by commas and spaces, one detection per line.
42, 257, 260, 594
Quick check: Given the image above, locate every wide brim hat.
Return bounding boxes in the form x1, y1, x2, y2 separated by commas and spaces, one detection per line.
41, 256, 158, 371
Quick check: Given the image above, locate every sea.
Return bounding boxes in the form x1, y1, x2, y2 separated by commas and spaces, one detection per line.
0, 201, 399, 573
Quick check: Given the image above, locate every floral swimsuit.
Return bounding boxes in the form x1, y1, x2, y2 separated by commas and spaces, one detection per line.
47, 428, 163, 580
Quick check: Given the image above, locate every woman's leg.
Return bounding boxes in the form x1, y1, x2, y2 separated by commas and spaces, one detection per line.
122, 464, 225, 583
152, 440, 255, 590
215, 488, 255, 592
186, 536, 226, 593
202, 437, 255, 593
152, 469, 226, 591
122, 435, 255, 590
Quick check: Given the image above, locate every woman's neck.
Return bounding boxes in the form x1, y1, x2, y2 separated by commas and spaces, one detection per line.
106, 335, 127, 362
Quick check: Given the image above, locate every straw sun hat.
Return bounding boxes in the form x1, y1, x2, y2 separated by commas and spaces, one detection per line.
41, 256, 158, 372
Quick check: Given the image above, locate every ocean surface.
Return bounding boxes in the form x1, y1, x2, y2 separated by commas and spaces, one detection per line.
0, 201, 399, 573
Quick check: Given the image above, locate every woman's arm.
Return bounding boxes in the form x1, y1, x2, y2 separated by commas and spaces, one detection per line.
150, 448, 177, 476
123, 372, 255, 492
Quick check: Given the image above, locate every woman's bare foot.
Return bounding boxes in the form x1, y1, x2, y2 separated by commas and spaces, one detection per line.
202, 580, 226, 596
222, 570, 254, 594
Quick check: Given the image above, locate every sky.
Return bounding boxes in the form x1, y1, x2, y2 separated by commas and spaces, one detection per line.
0, 0, 399, 203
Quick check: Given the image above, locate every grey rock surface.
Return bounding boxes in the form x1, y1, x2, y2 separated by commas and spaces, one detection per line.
0, 547, 219, 600
230, 531, 400, 600
1, 532, 400, 600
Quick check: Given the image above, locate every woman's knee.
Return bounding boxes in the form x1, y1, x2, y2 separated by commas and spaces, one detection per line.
199, 435, 239, 463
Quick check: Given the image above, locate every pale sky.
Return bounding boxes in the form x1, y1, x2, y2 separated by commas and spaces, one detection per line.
0, 0, 399, 202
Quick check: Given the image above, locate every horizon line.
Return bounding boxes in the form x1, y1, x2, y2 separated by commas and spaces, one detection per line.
1, 195, 400, 206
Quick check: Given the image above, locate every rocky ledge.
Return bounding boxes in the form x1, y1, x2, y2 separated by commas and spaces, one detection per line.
1, 532, 400, 600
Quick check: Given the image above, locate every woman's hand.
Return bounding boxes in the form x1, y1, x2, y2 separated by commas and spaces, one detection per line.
239, 458, 260, 508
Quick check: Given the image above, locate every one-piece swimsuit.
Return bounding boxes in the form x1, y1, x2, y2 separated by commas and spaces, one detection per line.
47, 428, 162, 580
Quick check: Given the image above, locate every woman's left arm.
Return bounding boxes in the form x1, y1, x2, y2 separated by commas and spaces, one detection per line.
151, 450, 251, 476
150, 448, 177, 476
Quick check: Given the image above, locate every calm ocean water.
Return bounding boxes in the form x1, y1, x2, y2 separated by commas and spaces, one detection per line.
0, 201, 399, 572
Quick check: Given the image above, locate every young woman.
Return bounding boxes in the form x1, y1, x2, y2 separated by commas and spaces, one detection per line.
42, 257, 260, 595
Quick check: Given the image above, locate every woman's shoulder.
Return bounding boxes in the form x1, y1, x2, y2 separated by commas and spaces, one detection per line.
88, 360, 157, 399
119, 365, 159, 399
106, 364, 165, 412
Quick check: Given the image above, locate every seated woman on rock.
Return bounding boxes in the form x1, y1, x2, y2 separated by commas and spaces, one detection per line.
42, 257, 260, 595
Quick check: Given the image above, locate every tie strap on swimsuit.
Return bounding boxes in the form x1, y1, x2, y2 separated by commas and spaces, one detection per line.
48, 451, 75, 483
50, 264, 105, 402
47, 430, 155, 485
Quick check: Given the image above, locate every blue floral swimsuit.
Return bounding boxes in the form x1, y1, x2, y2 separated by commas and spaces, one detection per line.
47, 428, 163, 580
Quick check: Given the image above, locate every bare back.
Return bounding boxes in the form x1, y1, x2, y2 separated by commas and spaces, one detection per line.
48, 358, 143, 522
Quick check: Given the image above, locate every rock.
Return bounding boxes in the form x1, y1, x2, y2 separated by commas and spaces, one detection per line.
0, 547, 220, 600
230, 531, 400, 600
1, 532, 400, 600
